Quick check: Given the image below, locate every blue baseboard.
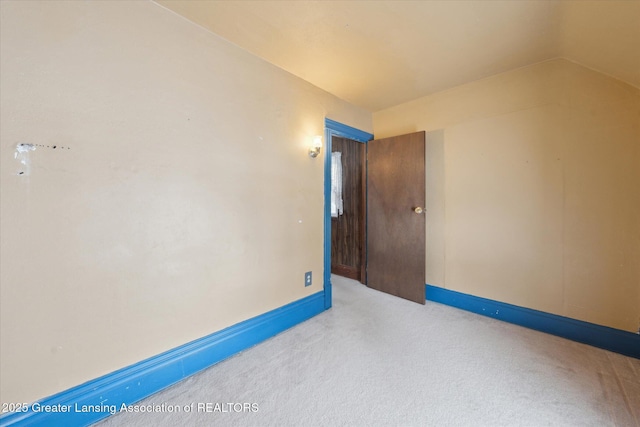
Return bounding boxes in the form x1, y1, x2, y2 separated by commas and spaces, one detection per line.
426, 285, 640, 359
0, 292, 326, 427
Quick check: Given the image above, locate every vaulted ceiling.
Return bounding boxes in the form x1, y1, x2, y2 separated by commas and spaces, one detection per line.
156, 0, 640, 112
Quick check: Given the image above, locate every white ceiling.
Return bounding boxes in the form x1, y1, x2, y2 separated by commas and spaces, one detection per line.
156, 0, 640, 112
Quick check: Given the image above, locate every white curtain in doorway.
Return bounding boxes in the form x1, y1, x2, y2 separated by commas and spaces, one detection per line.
331, 152, 343, 217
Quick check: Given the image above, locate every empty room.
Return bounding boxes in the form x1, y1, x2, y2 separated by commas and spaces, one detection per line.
0, 1, 638, 426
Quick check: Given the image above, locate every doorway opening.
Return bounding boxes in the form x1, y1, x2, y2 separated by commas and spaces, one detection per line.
330, 135, 366, 283
323, 120, 427, 308
323, 119, 373, 309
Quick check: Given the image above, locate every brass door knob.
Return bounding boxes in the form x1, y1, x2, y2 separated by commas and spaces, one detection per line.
414, 207, 424, 214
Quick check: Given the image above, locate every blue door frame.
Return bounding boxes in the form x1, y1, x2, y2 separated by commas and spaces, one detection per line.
323, 118, 373, 309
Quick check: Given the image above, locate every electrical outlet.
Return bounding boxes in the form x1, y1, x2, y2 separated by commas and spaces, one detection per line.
304, 271, 312, 287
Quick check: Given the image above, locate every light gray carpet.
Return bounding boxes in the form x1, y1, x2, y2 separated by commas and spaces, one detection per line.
98, 275, 639, 427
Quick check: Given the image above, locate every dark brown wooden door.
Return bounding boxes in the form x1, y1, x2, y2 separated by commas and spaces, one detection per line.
366, 131, 426, 304
331, 136, 366, 282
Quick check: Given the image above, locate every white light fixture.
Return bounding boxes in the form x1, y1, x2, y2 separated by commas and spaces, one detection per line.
309, 135, 322, 158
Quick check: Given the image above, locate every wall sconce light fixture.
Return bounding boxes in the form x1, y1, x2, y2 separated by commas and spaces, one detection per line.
309, 135, 322, 158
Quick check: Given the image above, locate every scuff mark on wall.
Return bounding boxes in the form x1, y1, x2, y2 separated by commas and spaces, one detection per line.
14, 143, 36, 176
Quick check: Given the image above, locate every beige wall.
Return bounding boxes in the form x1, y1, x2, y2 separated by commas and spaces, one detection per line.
374, 59, 640, 333
0, 1, 371, 405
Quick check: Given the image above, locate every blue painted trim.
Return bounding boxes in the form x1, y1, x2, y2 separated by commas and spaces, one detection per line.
426, 285, 640, 359
325, 118, 373, 143
0, 292, 325, 427
323, 125, 333, 310
323, 118, 373, 310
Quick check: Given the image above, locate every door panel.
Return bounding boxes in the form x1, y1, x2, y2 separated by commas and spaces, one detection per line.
331, 136, 366, 282
366, 131, 426, 304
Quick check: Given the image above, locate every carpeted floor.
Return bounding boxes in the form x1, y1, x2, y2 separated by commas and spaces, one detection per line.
98, 275, 640, 427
